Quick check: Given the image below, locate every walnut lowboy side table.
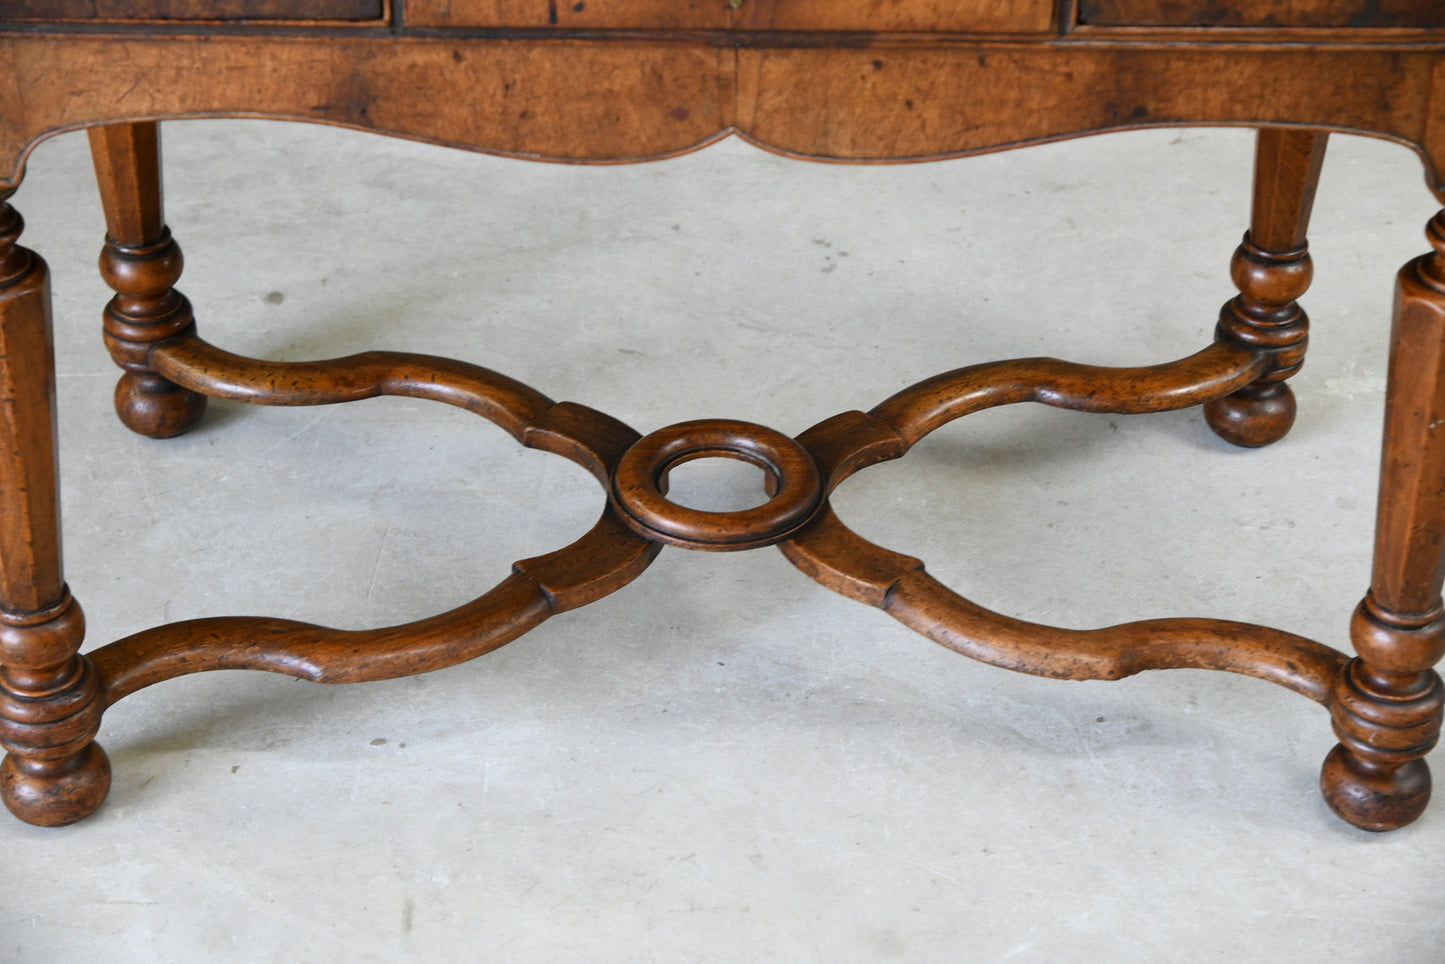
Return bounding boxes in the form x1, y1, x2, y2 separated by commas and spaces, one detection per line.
2, 1, 1445, 831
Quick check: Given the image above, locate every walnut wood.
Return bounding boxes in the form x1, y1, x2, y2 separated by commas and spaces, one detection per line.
1367, 215, 1445, 617
94, 507, 661, 704
1319, 212, 1445, 830
0, 192, 109, 827
4, 7, 1445, 832
91, 573, 549, 704
739, 0, 1055, 33
866, 342, 1267, 450
1251, 128, 1330, 254
610, 419, 823, 551
781, 342, 1344, 702
117, 333, 1319, 706
0, 197, 63, 613
786, 409, 909, 499
1079, 0, 1445, 28
3, 1, 383, 20
92, 338, 662, 702
406, 0, 733, 30
90, 123, 207, 438
88, 123, 164, 244
1204, 129, 1327, 447
149, 335, 557, 443
735, 46, 1445, 200
4, 38, 1445, 203
780, 507, 1347, 702
522, 401, 643, 486
148, 333, 660, 494
407, 0, 1056, 32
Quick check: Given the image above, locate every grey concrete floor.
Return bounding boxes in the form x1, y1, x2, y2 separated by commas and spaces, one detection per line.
2, 120, 1443, 962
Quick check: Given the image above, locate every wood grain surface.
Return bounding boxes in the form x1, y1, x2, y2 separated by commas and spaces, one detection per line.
2, 7, 1444, 831
1080, 0, 1445, 28
1, 34, 1442, 201
2, 0, 382, 20
406, 0, 1056, 33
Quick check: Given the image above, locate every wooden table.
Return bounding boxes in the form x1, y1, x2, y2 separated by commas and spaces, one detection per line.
1, 1, 1442, 831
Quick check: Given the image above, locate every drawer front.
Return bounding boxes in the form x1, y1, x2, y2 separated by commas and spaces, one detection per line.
406, 0, 1056, 33
1078, 0, 1445, 28
405, 0, 731, 29
2, 1, 384, 20
742, 0, 1055, 32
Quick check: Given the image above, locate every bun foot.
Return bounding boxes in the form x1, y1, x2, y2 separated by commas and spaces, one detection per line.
1204, 381, 1296, 448
115, 372, 206, 439
1, 742, 111, 827
1320, 743, 1431, 832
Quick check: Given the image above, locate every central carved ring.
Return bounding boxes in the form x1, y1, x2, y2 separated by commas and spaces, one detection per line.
610, 419, 823, 551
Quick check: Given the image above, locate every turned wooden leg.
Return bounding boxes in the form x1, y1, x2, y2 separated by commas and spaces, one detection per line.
1320, 210, 1445, 831
89, 122, 206, 439
1205, 128, 1328, 447
0, 189, 110, 826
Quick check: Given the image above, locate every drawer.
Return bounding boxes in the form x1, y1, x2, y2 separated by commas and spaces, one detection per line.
1, 1, 384, 20
406, 0, 1057, 33
405, 0, 732, 29
742, 0, 1055, 32
1078, 0, 1445, 28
